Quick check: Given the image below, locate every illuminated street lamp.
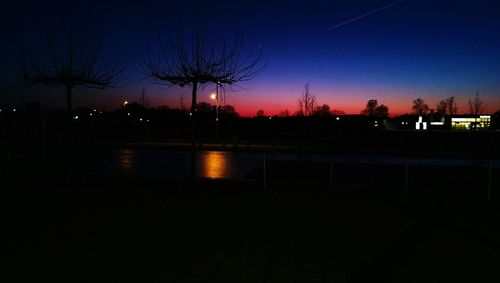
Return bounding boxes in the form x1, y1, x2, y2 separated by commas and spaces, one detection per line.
123, 100, 129, 107
210, 81, 222, 139
210, 91, 219, 139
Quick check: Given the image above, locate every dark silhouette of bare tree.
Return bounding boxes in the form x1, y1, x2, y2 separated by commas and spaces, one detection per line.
297, 83, 317, 116
374, 104, 389, 117
437, 100, 446, 115
412, 98, 429, 115
445, 96, 458, 115
437, 96, 457, 115
361, 99, 389, 117
469, 91, 487, 115
145, 20, 264, 121
312, 104, 332, 116
278, 109, 290, 117
361, 99, 378, 116
21, 22, 123, 112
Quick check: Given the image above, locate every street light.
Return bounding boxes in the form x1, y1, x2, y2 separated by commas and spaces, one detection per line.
210, 91, 219, 139
211, 81, 221, 140
123, 100, 129, 107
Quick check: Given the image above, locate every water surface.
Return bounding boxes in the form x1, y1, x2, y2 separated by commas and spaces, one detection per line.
74, 148, 498, 179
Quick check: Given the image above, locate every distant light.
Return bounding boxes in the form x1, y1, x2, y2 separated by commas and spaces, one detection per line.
430, 122, 444, 125
401, 122, 404, 125
269, 116, 272, 120
99, 111, 103, 114
74, 115, 79, 120
12, 108, 16, 112
93, 109, 97, 112
336, 117, 340, 121
480, 115, 491, 119
146, 119, 150, 122
139, 118, 143, 121
189, 112, 193, 116
452, 118, 473, 122
416, 116, 427, 130
210, 93, 217, 100
127, 113, 131, 116
90, 113, 93, 116
0, 109, 2, 112
124, 101, 128, 106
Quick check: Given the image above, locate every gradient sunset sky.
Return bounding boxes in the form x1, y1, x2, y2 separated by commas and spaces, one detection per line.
1, 0, 499, 116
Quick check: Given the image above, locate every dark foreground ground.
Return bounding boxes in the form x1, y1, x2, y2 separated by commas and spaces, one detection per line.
5, 179, 500, 283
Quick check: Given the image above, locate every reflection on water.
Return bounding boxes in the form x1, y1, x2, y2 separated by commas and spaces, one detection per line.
199, 151, 233, 179
120, 148, 135, 171
75, 148, 498, 180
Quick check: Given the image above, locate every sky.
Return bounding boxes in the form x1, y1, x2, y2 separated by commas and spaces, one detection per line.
0, 0, 499, 116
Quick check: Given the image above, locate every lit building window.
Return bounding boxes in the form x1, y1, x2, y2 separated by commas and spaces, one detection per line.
415, 116, 427, 130
451, 116, 490, 130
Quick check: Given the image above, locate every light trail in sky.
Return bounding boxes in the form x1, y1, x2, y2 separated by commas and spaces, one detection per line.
324, 0, 405, 32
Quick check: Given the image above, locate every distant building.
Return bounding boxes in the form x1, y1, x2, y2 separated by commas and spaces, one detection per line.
415, 116, 427, 130
390, 114, 491, 131
450, 115, 491, 130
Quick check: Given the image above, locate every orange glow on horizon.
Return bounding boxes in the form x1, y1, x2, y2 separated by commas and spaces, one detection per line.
98, 87, 500, 118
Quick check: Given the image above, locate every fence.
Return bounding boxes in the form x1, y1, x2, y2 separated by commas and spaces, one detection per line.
1, 143, 498, 204
259, 152, 497, 205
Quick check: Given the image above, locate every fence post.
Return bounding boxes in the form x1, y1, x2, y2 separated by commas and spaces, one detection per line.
6, 143, 10, 177
263, 153, 267, 191
488, 159, 493, 205
329, 155, 334, 190
404, 159, 409, 200
41, 108, 47, 175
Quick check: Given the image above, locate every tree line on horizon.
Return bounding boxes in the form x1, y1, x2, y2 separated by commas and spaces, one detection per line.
412, 92, 487, 116
253, 83, 490, 118
116, 85, 490, 119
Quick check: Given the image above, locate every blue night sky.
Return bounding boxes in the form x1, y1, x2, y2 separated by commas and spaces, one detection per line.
1, 0, 499, 116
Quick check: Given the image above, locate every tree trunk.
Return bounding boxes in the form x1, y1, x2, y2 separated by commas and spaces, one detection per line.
64, 84, 74, 147
190, 81, 198, 115
190, 81, 198, 141
190, 81, 198, 177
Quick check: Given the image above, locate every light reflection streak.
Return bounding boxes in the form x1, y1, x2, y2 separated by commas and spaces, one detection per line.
120, 148, 135, 171
200, 151, 230, 179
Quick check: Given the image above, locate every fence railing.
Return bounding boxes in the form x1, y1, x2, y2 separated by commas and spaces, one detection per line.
259, 152, 497, 205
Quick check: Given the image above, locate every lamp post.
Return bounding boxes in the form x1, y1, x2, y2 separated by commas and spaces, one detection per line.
210, 87, 219, 140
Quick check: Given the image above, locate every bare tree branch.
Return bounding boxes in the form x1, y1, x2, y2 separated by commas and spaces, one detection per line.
469, 91, 487, 115
21, 18, 125, 111
144, 18, 265, 115
412, 98, 429, 115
